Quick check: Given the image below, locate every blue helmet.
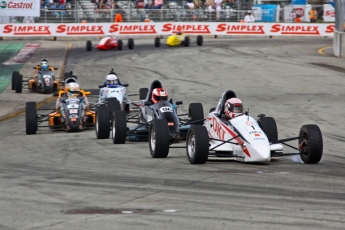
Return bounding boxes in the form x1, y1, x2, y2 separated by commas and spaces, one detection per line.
105, 74, 119, 88
40, 58, 49, 70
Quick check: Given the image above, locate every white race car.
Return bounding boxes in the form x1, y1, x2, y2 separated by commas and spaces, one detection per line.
184, 90, 323, 164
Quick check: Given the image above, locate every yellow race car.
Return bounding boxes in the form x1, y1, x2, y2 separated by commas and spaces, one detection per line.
154, 32, 203, 47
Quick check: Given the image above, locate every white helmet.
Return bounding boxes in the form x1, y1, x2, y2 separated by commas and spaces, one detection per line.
105, 74, 119, 88
224, 98, 243, 118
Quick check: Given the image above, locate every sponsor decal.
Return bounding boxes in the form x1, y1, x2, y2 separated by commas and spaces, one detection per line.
168, 122, 174, 126
217, 24, 265, 34
325, 24, 334, 33
162, 23, 210, 34
109, 24, 156, 34
0, 0, 34, 9
254, 133, 260, 137
254, 138, 266, 141
270, 24, 320, 35
325, 10, 335, 17
57, 25, 104, 35
3, 25, 50, 35
160, 106, 173, 113
293, 8, 304, 17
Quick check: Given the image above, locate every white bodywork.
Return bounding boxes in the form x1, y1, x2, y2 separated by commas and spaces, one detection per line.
205, 112, 283, 162
98, 37, 117, 46
99, 85, 129, 111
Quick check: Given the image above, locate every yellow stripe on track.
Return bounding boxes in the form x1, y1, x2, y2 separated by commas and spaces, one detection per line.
318, 46, 333, 57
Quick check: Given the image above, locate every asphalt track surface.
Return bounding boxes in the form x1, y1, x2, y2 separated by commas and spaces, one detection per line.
0, 37, 345, 230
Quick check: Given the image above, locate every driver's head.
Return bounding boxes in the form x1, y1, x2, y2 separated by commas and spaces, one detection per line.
65, 82, 81, 96
40, 58, 49, 70
152, 88, 168, 103
105, 74, 119, 88
176, 31, 182, 35
107, 33, 113, 37
224, 98, 243, 118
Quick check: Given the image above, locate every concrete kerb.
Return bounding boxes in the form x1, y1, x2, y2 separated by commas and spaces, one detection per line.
0, 41, 71, 121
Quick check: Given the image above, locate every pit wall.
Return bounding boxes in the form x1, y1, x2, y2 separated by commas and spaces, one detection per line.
333, 29, 345, 57
0, 23, 335, 37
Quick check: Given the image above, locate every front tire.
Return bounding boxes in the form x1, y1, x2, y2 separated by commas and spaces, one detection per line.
154, 37, 160, 47
112, 110, 127, 144
117, 39, 123, 50
107, 98, 121, 112
15, 74, 23, 93
299, 125, 323, 164
186, 125, 209, 164
257, 116, 278, 143
12, 71, 19, 90
189, 103, 204, 125
26, 102, 37, 135
197, 35, 203, 46
128, 38, 134, 49
149, 119, 170, 158
184, 36, 190, 47
86, 40, 92, 51
95, 106, 110, 139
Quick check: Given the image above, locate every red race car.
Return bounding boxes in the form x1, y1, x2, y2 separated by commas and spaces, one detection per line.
86, 34, 134, 51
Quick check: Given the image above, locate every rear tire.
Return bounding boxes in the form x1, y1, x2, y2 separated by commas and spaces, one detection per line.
149, 119, 170, 158
12, 71, 19, 90
118, 39, 123, 50
128, 38, 134, 49
154, 37, 160, 47
112, 110, 127, 144
186, 125, 209, 164
189, 103, 204, 125
184, 36, 190, 47
257, 116, 278, 143
26, 102, 37, 135
139, 88, 149, 100
86, 40, 92, 51
95, 106, 110, 139
197, 35, 203, 46
299, 125, 323, 164
15, 74, 23, 93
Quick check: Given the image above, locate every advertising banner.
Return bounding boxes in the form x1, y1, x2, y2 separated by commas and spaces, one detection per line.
0, 0, 40, 17
284, 4, 312, 22
323, 4, 335, 22
0, 23, 335, 37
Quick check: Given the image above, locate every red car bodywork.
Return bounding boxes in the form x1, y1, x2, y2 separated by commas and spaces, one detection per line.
96, 37, 119, 50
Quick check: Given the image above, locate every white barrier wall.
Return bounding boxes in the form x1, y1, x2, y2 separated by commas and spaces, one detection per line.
0, 23, 335, 37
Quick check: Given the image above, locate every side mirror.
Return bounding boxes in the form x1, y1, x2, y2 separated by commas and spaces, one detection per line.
84, 91, 91, 95
98, 85, 103, 88
144, 101, 152, 106
176, 101, 183, 105
122, 84, 129, 87
257, 114, 266, 118
54, 68, 58, 70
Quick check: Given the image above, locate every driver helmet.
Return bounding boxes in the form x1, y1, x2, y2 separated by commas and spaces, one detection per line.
224, 98, 243, 118
40, 58, 49, 70
176, 31, 182, 35
105, 74, 119, 88
65, 82, 81, 96
107, 33, 113, 37
152, 88, 168, 103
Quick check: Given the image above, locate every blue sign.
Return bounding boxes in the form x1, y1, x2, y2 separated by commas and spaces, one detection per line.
291, 0, 307, 4
329, 0, 334, 7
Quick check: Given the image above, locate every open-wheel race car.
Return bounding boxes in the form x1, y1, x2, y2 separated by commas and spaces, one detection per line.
94, 80, 205, 151
11, 65, 59, 94
182, 90, 324, 164
154, 31, 203, 47
25, 87, 96, 135
86, 34, 134, 51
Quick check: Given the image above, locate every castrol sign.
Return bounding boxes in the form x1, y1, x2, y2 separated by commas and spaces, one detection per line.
0, 0, 39, 16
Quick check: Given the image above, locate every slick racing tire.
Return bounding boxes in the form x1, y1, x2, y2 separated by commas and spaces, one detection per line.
139, 88, 149, 100
149, 119, 170, 158
15, 74, 23, 93
95, 106, 110, 139
26, 102, 37, 135
86, 40, 92, 51
12, 71, 19, 90
112, 110, 127, 144
184, 36, 190, 47
154, 37, 160, 47
197, 35, 203, 46
117, 39, 123, 50
186, 125, 209, 164
257, 116, 278, 143
107, 98, 121, 112
189, 103, 204, 125
128, 38, 134, 49
299, 124, 323, 164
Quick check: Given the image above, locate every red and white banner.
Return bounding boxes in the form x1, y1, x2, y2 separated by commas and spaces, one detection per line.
0, 23, 335, 37
323, 4, 335, 22
0, 0, 40, 17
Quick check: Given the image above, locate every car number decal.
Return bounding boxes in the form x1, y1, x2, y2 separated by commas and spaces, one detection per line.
160, 107, 173, 113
